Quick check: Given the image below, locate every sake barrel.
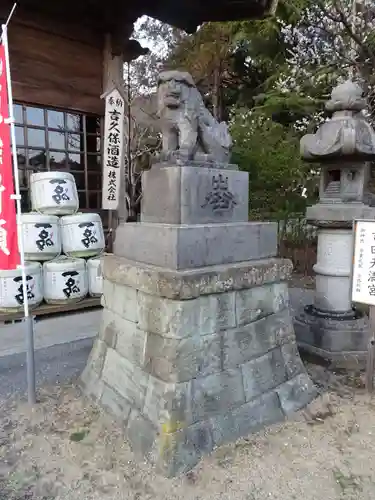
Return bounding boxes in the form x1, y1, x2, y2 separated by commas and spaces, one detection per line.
30, 171, 79, 215
0, 262, 43, 312
43, 257, 88, 304
87, 256, 103, 297
60, 213, 105, 258
22, 213, 61, 261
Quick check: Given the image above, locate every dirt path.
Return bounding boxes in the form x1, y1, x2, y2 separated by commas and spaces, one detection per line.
1, 363, 375, 500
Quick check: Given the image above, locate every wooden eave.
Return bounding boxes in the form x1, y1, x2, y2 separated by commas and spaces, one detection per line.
2, 0, 277, 34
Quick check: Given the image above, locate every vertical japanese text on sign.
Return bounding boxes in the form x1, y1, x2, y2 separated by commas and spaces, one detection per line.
102, 88, 125, 210
0, 43, 19, 269
352, 220, 375, 306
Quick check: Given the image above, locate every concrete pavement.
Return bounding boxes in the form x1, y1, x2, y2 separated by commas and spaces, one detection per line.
0, 309, 100, 358
0, 337, 94, 400
0, 310, 99, 400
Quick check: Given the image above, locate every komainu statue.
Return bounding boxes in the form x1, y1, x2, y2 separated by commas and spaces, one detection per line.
157, 70, 232, 163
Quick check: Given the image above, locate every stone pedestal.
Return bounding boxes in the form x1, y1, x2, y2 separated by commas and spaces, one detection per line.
82, 163, 316, 476
141, 164, 249, 224
295, 212, 373, 366
295, 218, 369, 363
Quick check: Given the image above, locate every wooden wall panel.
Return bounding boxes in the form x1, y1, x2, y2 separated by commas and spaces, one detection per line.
8, 20, 104, 114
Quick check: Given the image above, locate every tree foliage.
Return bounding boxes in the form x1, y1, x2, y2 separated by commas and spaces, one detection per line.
230, 110, 317, 219
265, 0, 375, 123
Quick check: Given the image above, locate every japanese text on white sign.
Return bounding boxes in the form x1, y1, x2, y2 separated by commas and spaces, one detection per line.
351, 220, 375, 306
102, 88, 125, 210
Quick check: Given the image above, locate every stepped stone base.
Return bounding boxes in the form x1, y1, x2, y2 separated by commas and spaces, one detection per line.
81, 255, 317, 477
295, 306, 370, 368
114, 221, 277, 270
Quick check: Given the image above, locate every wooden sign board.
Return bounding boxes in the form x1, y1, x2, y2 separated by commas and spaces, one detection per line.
351, 219, 375, 306
351, 219, 375, 392
101, 87, 125, 210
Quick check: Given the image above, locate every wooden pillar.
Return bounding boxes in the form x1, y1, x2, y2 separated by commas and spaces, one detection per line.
103, 34, 124, 89
102, 34, 126, 251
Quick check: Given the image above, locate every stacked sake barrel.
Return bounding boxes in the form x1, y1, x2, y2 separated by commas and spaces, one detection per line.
0, 171, 105, 312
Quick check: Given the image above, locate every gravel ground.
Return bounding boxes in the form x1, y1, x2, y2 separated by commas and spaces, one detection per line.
1, 362, 375, 500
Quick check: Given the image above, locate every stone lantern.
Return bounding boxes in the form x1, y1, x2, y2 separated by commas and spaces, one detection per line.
295, 80, 375, 365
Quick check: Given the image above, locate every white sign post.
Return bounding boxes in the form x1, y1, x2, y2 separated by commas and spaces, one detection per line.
351, 219, 375, 392
101, 87, 125, 210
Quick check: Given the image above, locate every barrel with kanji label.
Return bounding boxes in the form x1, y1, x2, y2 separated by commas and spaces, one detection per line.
60, 213, 105, 258
0, 262, 43, 312
43, 256, 88, 304
21, 213, 62, 261
30, 171, 79, 215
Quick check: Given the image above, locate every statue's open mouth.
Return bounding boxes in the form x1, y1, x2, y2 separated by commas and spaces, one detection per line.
166, 91, 180, 99
164, 94, 181, 108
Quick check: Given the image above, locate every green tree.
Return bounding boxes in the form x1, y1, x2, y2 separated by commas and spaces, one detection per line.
258, 0, 375, 124
167, 22, 239, 120
230, 109, 318, 221
166, 17, 291, 120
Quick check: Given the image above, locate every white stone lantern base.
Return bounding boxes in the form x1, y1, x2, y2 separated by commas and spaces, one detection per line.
295, 305, 369, 367
294, 204, 375, 366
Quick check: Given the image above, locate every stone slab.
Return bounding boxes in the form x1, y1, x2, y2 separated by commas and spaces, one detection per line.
153, 158, 239, 170
235, 282, 289, 325
103, 254, 293, 300
222, 309, 295, 369
114, 221, 277, 270
127, 409, 158, 459
99, 383, 132, 422
294, 308, 369, 361
191, 369, 245, 422
281, 342, 306, 378
100, 308, 147, 365
143, 376, 193, 428
145, 331, 221, 382
102, 280, 137, 323
276, 373, 317, 415
83, 339, 107, 379
210, 391, 284, 448
141, 165, 249, 224
101, 348, 149, 411
241, 348, 288, 401
137, 289, 236, 338
155, 420, 214, 478
306, 203, 375, 226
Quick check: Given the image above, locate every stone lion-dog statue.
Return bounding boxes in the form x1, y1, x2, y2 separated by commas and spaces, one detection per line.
157, 70, 232, 164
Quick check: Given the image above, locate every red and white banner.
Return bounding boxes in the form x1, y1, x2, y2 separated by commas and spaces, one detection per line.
0, 43, 19, 269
